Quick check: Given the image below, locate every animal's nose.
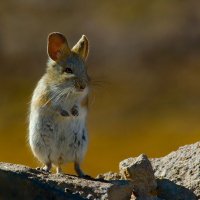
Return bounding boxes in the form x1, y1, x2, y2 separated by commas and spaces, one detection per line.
80, 84, 85, 90
75, 80, 86, 90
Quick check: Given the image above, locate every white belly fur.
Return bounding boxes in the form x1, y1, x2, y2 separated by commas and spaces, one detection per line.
29, 89, 88, 166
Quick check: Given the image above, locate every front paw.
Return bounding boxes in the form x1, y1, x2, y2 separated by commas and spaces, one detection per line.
71, 105, 79, 116
60, 109, 69, 117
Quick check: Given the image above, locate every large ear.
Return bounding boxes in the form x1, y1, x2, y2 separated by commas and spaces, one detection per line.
47, 32, 71, 61
72, 35, 89, 61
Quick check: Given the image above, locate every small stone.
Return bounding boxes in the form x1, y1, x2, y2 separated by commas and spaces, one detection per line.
119, 154, 157, 200
96, 171, 123, 181
87, 194, 93, 199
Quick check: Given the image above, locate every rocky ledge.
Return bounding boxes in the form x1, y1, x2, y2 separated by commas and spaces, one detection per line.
0, 142, 199, 200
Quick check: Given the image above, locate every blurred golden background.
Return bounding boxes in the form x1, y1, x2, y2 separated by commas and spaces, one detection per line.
0, 0, 200, 176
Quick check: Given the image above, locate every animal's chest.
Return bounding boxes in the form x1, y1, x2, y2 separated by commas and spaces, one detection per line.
57, 113, 86, 136
49, 92, 87, 132
47, 102, 86, 133
50, 107, 88, 162
39, 105, 87, 149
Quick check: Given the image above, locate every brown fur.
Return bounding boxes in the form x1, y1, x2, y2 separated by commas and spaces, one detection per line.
33, 93, 51, 108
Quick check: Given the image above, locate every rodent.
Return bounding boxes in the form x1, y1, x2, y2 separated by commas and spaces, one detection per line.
28, 32, 90, 176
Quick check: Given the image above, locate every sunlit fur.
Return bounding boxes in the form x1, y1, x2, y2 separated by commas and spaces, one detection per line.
29, 34, 90, 175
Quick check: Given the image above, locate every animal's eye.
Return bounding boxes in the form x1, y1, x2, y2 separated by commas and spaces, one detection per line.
64, 67, 73, 74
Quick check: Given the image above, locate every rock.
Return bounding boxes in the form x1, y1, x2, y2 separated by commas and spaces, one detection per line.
151, 142, 200, 200
119, 154, 158, 200
0, 162, 133, 200
96, 171, 123, 181
1, 142, 200, 200
156, 179, 198, 200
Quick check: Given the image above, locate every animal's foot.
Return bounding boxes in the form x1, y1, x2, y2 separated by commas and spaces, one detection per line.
74, 162, 91, 178
71, 105, 79, 116
60, 109, 69, 117
42, 165, 51, 172
36, 167, 50, 173
79, 174, 93, 179
36, 164, 51, 173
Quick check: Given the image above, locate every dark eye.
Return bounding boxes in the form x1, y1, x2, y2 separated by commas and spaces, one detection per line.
64, 68, 73, 74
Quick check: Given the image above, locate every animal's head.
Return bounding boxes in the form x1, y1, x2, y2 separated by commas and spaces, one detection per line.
46, 32, 90, 94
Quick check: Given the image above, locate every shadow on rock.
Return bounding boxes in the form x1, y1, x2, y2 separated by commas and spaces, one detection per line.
157, 179, 198, 200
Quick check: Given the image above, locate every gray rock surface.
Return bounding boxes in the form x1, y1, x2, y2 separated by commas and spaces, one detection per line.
0, 162, 133, 200
0, 142, 199, 200
119, 154, 159, 200
96, 171, 123, 181
151, 142, 200, 200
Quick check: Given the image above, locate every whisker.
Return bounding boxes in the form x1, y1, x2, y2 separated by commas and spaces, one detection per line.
89, 77, 109, 89
89, 93, 96, 106
41, 84, 71, 107
42, 89, 61, 107
54, 88, 71, 104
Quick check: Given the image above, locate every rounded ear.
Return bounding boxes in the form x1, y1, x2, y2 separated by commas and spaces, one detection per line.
47, 32, 71, 61
72, 35, 89, 61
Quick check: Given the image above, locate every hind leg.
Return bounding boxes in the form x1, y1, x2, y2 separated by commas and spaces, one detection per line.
56, 165, 63, 174
74, 162, 91, 178
42, 162, 52, 172
36, 153, 52, 172
74, 162, 85, 177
